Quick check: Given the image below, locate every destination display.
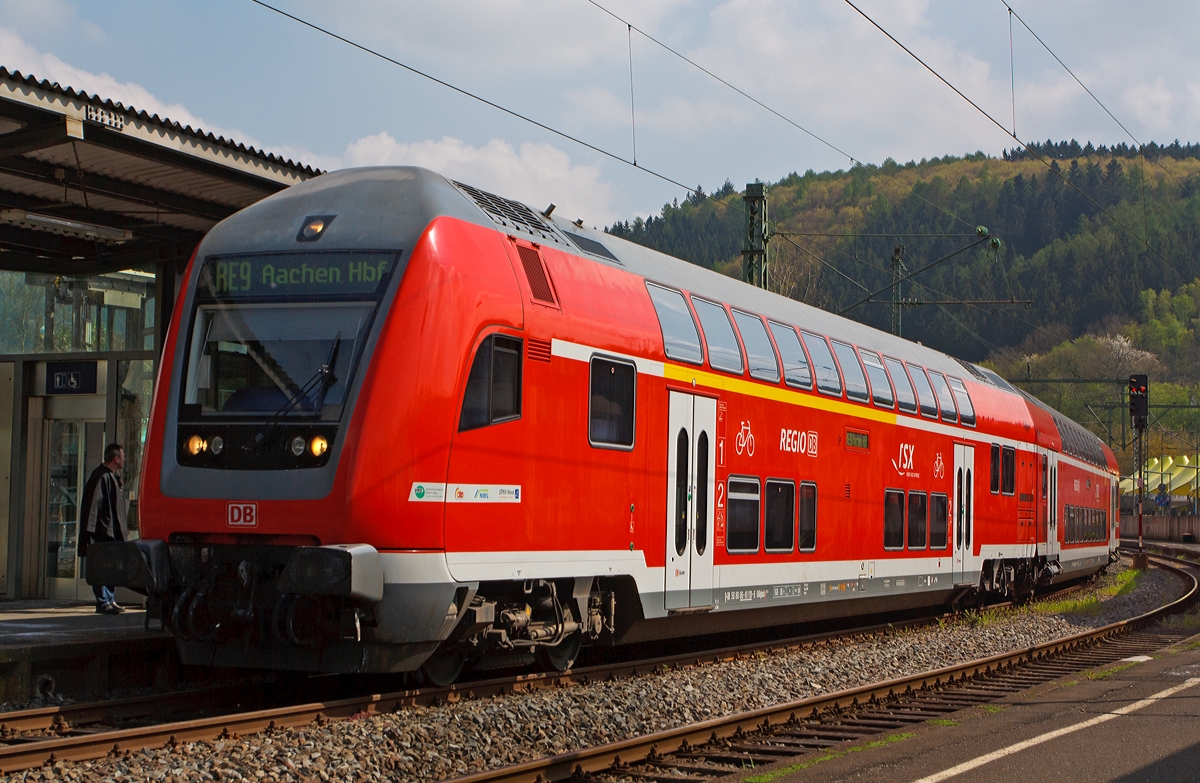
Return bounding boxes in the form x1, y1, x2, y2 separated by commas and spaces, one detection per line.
199, 252, 398, 299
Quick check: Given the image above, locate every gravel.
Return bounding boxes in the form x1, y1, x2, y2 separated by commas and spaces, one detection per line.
4, 556, 1186, 783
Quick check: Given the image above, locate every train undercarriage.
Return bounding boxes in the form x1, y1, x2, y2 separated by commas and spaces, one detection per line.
88, 538, 1113, 683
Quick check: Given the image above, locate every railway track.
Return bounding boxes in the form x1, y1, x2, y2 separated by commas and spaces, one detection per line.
445, 553, 1199, 783
0, 568, 1145, 775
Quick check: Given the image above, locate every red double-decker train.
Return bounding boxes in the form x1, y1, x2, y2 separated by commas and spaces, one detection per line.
89, 167, 1118, 683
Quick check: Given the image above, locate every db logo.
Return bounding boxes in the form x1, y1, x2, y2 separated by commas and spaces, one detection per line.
227, 502, 258, 527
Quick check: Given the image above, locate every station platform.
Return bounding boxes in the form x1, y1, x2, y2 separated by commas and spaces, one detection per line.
0, 599, 175, 706
734, 630, 1200, 783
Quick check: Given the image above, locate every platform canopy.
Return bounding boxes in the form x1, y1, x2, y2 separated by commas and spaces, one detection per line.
0, 67, 320, 277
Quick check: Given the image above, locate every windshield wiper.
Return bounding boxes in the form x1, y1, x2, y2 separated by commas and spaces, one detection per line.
251, 332, 342, 452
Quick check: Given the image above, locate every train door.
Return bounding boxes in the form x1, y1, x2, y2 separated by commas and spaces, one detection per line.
952, 443, 975, 586
1046, 453, 1060, 562
1037, 453, 1048, 553
665, 391, 716, 610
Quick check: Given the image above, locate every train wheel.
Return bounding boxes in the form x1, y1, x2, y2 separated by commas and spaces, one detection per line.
421, 647, 465, 687
537, 631, 582, 672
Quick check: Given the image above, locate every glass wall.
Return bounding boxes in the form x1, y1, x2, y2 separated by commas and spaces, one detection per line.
118, 358, 154, 537
0, 270, 155, 354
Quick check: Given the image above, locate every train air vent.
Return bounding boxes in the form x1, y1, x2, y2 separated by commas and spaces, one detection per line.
564, 230, 622, 264
527, 338, 552, 363
954, 358, 991, 384
516, 246, 558, 306
844, 483, 851, 498
453, 181, 562, 243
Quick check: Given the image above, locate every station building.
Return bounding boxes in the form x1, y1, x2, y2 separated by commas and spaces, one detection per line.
0, 68, 320, 600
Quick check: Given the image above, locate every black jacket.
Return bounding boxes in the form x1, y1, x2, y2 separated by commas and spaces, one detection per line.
78, 464, 125, 557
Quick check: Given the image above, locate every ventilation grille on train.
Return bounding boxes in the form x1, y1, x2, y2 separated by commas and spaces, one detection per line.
527, 338, 552, 362
954, 358, 991, 384
516, 246, 558, 305
454, 181, 562, 243
564, 230, 621, 264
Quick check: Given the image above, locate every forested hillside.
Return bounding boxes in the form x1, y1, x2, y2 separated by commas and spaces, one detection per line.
607, 142, 1200, 471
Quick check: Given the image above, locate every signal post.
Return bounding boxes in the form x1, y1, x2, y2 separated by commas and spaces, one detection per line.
1129, 374, 1148, 569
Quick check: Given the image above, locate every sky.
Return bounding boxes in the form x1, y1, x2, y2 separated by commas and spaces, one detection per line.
2, 0, 1199, 227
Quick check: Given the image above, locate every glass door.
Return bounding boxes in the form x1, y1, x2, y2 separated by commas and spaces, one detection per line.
44, 419, 105, 601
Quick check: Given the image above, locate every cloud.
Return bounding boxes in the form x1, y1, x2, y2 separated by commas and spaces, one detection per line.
339, 132, 617, 224
0, 25, 256, 143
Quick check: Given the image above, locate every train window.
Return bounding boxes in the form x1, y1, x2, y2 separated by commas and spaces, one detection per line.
907, 491, 928, 550
799, 482, 817, 551
928, 371, 958, 424
990, 444, 1001, 494
692, 298, 744, 375
646, 283, 704, 364
929, 493, 949, 549
1001, 447, 1016, 495
696, 433, 709, 555
674, 430, 689, 557
947, 377, 976, 427
884, 489, 905, 550
859, 350, 894, 409
459, 335, 522, 431
589, 357, 636, 448
732, 310, 780, 382
768, 322, 812, 389
802, 333, 843, 397
1041, 456, 1048, 499
884, 357, 918, 413
801, 333, 840, 398
908, 365, 939, 419
765, 480, 795, 552
831, 341, 869, 402
726, 478, 761, 553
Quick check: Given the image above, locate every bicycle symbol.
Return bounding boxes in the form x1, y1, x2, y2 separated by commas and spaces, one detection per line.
933, 453, 945, 479
735, 420, 755, 456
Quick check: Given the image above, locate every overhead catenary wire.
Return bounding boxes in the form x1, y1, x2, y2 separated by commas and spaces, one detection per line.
247, 0, 711, 200
582, 0, 977, 230
251, 0, 1033, 343
627, 24, 637, 166
841, 0, 1192, 281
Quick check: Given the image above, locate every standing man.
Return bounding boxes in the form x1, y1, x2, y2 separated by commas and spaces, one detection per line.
79, 443, 126, 615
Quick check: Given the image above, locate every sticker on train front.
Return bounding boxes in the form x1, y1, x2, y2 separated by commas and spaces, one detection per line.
227, 501, 258, 527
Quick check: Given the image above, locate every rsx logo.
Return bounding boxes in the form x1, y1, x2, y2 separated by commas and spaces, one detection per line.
227, 502, 258, 527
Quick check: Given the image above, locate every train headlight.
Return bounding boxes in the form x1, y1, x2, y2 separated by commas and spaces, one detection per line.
290, 436, 306, 456
186, 435, 207, 455
209, 436, 224, 455
310, 435, 328, 457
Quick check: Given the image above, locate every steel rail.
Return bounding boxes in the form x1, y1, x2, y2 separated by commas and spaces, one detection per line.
443, 556, 1198, 783
0, 576, 1101, 773
0, 576, 1087, 738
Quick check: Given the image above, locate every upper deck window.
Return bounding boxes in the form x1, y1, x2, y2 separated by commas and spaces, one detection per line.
884, 357, 918, 414
908, 365, 939, 419
802, 333, 842, 396
769, 322, 812, 389
692, 298, 744, 375
732, 310, 780, 382
928, 371, 958, 424
831, 341, 869, 402
947, 377, 976, 427
646, 283, 703, 365
859, 350, 894, 409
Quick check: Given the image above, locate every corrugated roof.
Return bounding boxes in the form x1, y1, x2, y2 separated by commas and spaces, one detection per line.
0, 66, 322, 275
0, 67, 320, 178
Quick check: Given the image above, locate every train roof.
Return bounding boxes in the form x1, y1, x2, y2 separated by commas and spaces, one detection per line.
204, 166, 1114, 470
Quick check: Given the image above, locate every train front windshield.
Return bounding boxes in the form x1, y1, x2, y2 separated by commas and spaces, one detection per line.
181, 251, 397, 418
